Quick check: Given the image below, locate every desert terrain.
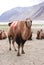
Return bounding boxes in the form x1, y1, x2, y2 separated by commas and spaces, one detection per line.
0, 25, 44, 65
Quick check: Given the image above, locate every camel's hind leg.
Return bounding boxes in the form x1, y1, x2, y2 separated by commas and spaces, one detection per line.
8, 37, 11, 51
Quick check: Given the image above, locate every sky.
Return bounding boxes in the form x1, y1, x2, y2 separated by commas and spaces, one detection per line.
0, 0, 44, 15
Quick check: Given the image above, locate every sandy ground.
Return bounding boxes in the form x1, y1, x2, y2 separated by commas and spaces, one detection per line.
0, 27, 44, 65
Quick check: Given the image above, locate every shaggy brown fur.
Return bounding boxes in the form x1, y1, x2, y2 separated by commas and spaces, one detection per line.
8, 20, 32, 56
36, 29, 44, 39
0, 30, 7, 40
28, 32, 32, 40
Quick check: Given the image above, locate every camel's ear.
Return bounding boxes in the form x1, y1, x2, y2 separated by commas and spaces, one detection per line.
31, 21, 32, 23
8, 22, 13, 26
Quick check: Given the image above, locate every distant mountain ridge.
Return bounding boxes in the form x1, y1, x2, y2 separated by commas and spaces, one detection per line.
0, 2, 44, 22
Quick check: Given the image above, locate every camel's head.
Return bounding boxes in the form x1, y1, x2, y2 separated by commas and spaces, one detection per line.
36, 30, 40, 39
25, 18, 32, 28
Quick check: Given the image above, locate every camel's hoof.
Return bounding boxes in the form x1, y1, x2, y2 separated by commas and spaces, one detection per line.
17, 53, 21, 56
22, 51, 25, 54
9, 48, 11, 51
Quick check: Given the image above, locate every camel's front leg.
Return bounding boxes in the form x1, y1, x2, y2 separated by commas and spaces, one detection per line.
12, 39, 17, 51
17, 44, 20, 56
21, 43, 25, 54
